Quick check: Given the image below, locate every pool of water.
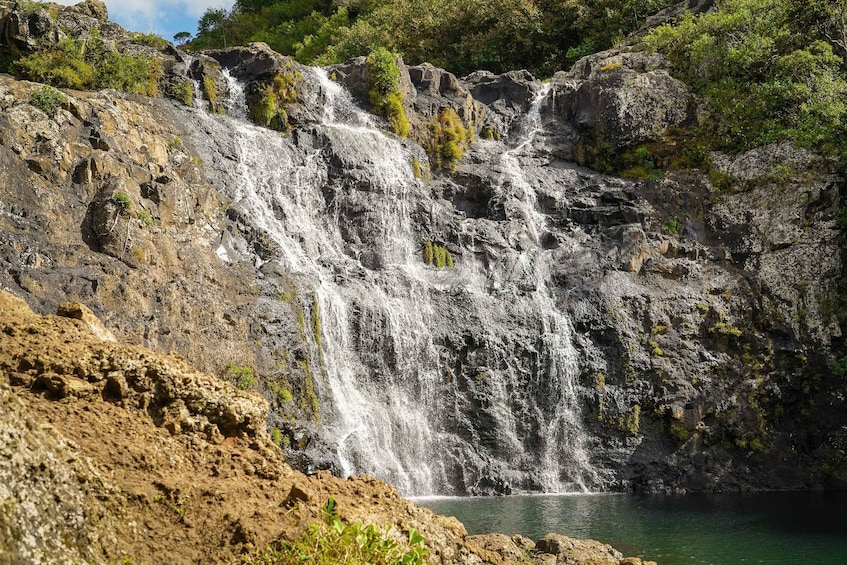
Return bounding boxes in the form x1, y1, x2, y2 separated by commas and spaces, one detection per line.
417, 491, 847, 564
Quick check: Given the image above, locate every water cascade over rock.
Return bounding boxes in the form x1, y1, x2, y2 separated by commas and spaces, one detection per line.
169, 65, 602, 496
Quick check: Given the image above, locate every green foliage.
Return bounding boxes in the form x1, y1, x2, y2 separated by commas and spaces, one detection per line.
137, 210, 155, 227
111, 192, 133, 210
428, 108, 469, 171
203, 76, 219, 112
480, 124, 501, 141
367, 47, 408, 137
644, 0, 847, 158
226, 362, 256, 390
245, 498, 428, 565
271, 427, 283, 445
249, 86, 278, 127
620, 404, 641, 435
664, 218, 680, 235
167, 136, 182, 152
187, 0, 678, 77
29, 85, 65, 116
174, 31, 193, 45
16, 37, 162, 95
131, 32, 168, 50
669, 423, 691, 444
172, 81, 194, 107
423, 241, 453, 268
248, 66, 300, 130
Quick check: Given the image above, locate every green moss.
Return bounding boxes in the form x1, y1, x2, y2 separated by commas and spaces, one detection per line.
619, 404, 641, 435
249, 85, 277, 127
247, 66, 300, 130
710, 322, 743, 337
480, 124, 501, 140
298, 360, 320, 422
423, 241, 453, 268
426, 108, 471, 171
202, 76, 220, 112
312, 293, 322, 352
669, 423, 690, 444
172, 80, 193, 107
271, 427, 283, 445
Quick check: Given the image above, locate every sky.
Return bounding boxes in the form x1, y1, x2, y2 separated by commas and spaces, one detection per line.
53, 0, 236, 43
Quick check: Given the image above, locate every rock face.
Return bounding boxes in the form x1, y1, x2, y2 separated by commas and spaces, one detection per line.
0, 1, 845, 501
0, 289, 652, 565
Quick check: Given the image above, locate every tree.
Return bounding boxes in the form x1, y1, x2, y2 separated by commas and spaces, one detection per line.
198, 8, 229, 48
173, 31, 192, 45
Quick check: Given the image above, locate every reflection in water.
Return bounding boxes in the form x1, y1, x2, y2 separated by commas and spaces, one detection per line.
418, 491, 847, 565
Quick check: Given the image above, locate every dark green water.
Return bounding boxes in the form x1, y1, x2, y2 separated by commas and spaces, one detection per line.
417, 491, 847, 564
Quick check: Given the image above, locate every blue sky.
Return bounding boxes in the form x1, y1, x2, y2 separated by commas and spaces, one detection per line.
54, 0, 236, 43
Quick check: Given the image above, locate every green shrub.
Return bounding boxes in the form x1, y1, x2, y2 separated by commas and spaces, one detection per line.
669, 423, 691, 444
226, 362, 256, 390
367, 47, 409, 137
16, 37, 162, 95
29, 85, 65, 116
244, 498, 428, 565
247, 66, 300, 130
644, 0, 847, 158
137, 210, 155, 227
111, 191, 133, 211
664, 218, 680, 234
619, 404, 641, 435
167, 136, 182, 152
131, 32, 169, 50
480, 124, 500, 140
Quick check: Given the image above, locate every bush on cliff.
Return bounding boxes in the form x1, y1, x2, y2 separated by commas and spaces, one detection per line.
189, 0, 679, 76
15, 37, 162, 95
367, 47, 409, 137
644, 0, 847, 158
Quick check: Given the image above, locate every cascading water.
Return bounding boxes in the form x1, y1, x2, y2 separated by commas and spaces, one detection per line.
177, 68, 601, 496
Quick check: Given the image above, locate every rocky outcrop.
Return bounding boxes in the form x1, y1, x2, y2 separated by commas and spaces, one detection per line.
0, 289, 653, 564
553, 49, 693, 164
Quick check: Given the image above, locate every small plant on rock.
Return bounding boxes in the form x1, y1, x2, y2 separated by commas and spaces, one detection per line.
244, 498, 428, 564
226, 362, 256, 390
111, 191, 133, 211
29, 85, 66, 116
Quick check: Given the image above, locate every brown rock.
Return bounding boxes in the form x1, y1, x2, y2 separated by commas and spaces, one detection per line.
56, 301, 117, 342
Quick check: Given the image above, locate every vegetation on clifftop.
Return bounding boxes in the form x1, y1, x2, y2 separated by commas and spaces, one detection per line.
644, 0, 847, 160
187, 0, 679, 76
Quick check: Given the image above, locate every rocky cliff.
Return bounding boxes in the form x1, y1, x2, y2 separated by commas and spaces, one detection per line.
0, 0, 845, 502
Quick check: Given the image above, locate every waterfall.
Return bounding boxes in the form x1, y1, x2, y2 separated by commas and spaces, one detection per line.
179, 69, 600, 496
